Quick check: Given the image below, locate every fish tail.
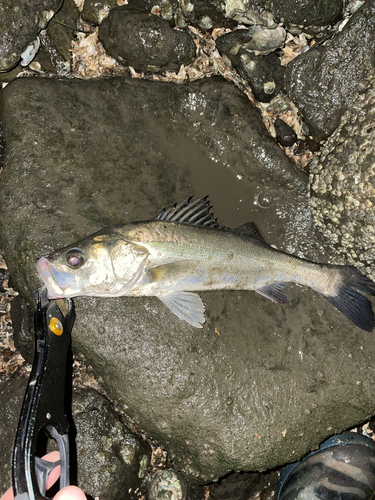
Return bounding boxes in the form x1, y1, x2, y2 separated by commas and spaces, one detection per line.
323, 266, 375, 332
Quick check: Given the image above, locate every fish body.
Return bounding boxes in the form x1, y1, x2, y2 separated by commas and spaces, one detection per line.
36, 196, 375, 330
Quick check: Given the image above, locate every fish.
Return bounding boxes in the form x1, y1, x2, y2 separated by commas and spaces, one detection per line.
35, 196, 375, 331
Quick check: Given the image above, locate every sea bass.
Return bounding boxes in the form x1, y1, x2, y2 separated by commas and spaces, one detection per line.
35, 196, 375, 331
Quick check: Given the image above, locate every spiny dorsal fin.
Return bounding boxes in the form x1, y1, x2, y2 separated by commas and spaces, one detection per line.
156, 196, 222, 228
236, 222, 267, 244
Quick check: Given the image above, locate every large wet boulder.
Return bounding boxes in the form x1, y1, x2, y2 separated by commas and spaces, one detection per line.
1, 77, 375, 482
310, 79, 375, 280
0, 0, 63, 72
285, 0, 375, 143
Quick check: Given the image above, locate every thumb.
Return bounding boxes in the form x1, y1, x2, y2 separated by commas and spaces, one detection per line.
54, 486, 86, 500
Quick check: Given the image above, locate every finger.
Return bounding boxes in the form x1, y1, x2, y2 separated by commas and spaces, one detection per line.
43, 450, 61, 490
1, 487, 13, 500
1, 451, 63, 500
54, 486, 86, 500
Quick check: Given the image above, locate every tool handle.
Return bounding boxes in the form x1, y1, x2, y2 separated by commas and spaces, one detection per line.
12, 289, 75, 500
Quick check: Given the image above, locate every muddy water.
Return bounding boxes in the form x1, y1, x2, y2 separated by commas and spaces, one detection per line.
164, 130, 329, 263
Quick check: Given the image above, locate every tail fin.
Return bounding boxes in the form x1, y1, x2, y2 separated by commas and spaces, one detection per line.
324, 267, 375, 332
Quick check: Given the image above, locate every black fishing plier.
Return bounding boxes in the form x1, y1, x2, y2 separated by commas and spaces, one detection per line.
12, 288, 75, 500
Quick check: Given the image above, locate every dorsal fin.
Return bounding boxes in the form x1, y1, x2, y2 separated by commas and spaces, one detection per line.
235, 222, 268, 244
156, 196, 222, 228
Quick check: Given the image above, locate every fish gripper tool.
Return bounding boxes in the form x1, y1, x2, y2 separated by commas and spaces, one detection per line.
12, 287, 75, 500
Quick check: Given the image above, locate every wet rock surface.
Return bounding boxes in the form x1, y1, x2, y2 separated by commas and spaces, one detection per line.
224, 0, 343, 31
73, 386, 152, 499
0, 378, 26, 494
0, 378, 150, 498
0, 0, 63, 72
81, 0, 118, 25
310, 79, 375, 280
208, 470, 278, 500
98, 4, 196, 72
1, 76, 375, 483
216, 30, 285, 102
42, 0, 80, 69
137, 0, 235, 30
285, 0, 375, 143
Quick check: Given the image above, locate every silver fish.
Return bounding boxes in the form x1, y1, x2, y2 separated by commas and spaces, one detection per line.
35, 196, 375, 331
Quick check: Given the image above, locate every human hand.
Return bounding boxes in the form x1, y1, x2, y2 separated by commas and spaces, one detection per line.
1, 452, 86, 500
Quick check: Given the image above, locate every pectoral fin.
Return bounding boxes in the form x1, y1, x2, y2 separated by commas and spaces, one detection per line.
255, 283, 291, 305
158, 291, 206, 328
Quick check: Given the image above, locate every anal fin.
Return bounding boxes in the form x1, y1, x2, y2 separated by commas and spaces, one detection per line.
158, 291, 205, 328
255, 283, 291, 305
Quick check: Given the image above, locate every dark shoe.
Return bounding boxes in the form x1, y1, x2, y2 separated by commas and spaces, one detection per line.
276, 431, 375, 499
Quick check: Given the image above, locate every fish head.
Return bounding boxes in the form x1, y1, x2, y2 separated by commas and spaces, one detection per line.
36, 230, 148, 298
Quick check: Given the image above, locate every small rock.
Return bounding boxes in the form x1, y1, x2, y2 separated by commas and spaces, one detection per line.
216, 30, 285, 102
98, 4, 196, 72
242, 26, 286, 55
223, 0, 343, 32
0, 268, 9, 292
0, 0, 63, 72
10, 295, 34, 363
274, 118, 297, 147
44, 0, 81, 65
130, 0, 235, 30
148, 470, 187, 500
81, 0, 118, 25
285, 0, 375, 142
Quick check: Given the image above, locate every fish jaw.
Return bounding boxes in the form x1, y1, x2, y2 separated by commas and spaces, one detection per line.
36, 256, 79, 298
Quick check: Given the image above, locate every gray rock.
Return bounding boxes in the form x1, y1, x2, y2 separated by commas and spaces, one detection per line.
73, 386, 151, 499
81, 0, 118, 25
147, 469, 204, 500
0, 377, 151, 499
208, 470, 278, 499
0, 0, 63, 72
224, 0, 343, 32
285, 0, 375, 143
98, 4, 196, 72
129, 0, 235, 31
22, 0, 79, 76
0, 378, 26, 495
1, 76, 375, 482
44, 0, 80, 65
241, 26, 286, 55
216, 29, 285, 102
181, 0, 236, 30
310, 79, 375, 280
10, 295, 34, 364
274, 118, 298, 147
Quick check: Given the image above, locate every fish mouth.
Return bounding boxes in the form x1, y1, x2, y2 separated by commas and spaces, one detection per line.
36, 256, 72, 299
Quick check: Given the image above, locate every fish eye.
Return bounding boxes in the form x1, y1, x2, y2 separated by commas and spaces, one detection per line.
66, 248, 85, 269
